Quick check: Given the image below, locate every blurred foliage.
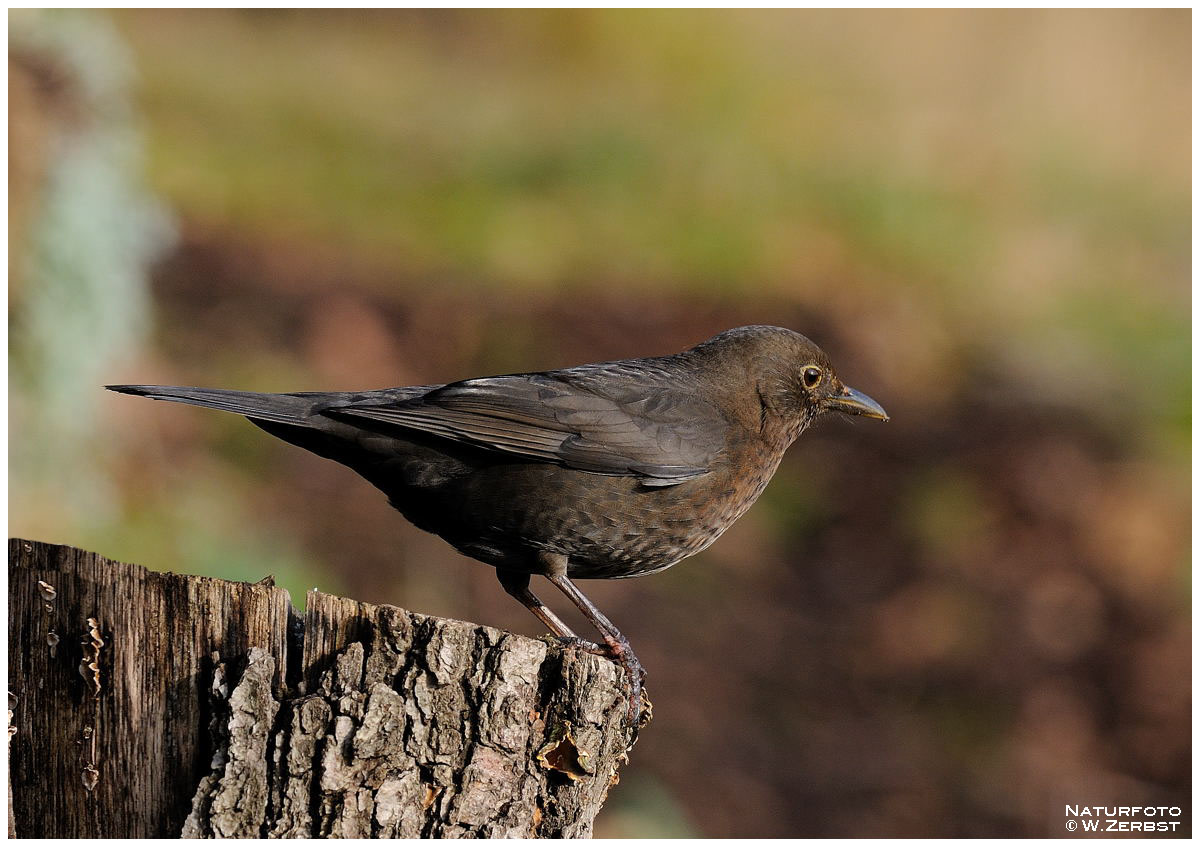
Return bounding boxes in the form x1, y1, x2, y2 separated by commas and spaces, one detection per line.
9, 8, 1190, 838
8, 9, 326, 603
9, 10, 172, 530
114, 9, 1188, 457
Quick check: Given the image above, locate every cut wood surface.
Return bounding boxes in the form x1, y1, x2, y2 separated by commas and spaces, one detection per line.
8, 539, 642, 838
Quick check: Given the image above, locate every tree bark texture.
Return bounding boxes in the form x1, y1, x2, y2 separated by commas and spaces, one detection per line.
8, 539, 640, 838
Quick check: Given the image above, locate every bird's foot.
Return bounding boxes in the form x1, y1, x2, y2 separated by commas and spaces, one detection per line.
554, 635, 648, 727
601, 636, 648, 727
552, 635, 607, 655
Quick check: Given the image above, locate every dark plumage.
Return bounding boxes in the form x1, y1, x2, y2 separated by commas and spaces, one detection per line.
109, 325, 887, 721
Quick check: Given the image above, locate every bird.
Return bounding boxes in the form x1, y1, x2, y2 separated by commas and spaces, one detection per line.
108, 325, 887, 723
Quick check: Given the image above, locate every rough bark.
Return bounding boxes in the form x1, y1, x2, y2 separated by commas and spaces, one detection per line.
8, 539, 641, 838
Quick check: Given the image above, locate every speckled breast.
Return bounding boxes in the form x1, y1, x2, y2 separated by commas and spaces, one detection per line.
430, 444, 787, 580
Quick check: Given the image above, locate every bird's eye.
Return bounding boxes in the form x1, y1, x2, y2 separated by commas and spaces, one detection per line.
802, 366, 823, 389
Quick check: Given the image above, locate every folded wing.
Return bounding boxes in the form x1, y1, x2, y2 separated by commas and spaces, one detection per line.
324, 370, 726, 486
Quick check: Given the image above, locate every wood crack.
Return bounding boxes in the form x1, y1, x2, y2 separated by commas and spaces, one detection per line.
8, 539, 643, 838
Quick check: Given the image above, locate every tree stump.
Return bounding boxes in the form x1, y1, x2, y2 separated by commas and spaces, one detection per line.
8, 539, 642, 837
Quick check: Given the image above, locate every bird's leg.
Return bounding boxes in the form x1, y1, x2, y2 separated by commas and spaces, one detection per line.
495, 569, 603, 653
541, 563, 646, 724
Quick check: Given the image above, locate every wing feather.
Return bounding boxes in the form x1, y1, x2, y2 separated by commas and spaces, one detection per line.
327, 370, 726, 485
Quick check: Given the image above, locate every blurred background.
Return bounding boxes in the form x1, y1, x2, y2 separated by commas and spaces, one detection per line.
9, 8, 1189, 837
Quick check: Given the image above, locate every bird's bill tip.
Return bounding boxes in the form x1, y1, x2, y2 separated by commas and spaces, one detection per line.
826, 386, 889, 421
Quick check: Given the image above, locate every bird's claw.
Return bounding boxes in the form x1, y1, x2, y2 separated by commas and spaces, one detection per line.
602, 637, 647, 726
556, 635, 648, 727
553, 635, 607, 655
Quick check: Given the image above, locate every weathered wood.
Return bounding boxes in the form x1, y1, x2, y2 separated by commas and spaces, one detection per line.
8, 539, 293, 838
8, 539, 641, 838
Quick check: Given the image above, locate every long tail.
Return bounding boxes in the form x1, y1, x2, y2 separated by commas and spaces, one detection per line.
106, 385, 316, 426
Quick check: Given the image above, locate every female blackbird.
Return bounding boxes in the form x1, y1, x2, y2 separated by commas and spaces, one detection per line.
109, 325, 887, 722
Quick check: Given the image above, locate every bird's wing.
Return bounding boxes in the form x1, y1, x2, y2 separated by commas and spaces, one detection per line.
324, 371, 727, 485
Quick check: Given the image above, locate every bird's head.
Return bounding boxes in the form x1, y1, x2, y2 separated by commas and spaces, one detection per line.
693, 325, 889, 440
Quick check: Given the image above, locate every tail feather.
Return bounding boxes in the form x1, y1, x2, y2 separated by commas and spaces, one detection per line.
106, 385, 315, 426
